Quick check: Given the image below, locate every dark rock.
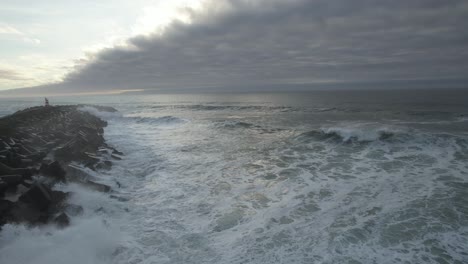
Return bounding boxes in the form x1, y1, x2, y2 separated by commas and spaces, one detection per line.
54, 213, 70, 228
82, 180, 111, 193
3, 151, 22, 168
13, 183, 30, 197
0, 105, 118, 228
0, 199, 13, 215
111, 154, 122, 160
65, 164, 98, 182
0, 162, 33, 179
0, 199, 13, 226
112, 149, 124, 156
95, 160, 112, 170
84, 153, 100, 164
14, 167, 33, 179
21, 179, 35, 187
40, 161, 66, 182
50, 190, 69, 205
7, 201, 45, 224
0, 174, 23, 186
19, 183, 52, 211
47, 190, 70, 213
17, 144, 33, 155
0, 161, 13, 175
29, 151, 46, 162
0, 179, 8, 194
20, 159, 34, 166
110, 194, 130, 202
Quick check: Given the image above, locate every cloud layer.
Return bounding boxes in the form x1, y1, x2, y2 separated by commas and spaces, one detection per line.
8, 0, 468, 93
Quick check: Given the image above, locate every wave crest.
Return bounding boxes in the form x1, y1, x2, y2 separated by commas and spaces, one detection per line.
298, 125, 399, 143
147, 104, 295, 112
134, 115, 186, 125
78, 106, 122, 120
215, 120, 255, 129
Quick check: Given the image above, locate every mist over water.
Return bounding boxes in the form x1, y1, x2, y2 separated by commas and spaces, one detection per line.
1, 90, 468, 263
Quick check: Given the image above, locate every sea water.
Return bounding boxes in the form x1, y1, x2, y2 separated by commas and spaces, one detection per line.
1, 89, 468, 263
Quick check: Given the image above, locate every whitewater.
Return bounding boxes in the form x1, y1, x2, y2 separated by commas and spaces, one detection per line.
1, 90, 468, 263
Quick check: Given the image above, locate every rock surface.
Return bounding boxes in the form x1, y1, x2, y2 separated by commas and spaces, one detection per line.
0, 104, 120, 229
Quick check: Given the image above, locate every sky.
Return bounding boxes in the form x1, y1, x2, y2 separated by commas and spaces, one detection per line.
1, 0, 467, 95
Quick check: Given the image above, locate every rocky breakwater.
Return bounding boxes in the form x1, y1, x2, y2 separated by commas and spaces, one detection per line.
0, 105, 122, 229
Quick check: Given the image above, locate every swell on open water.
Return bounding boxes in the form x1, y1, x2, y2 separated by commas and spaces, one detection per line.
1, 90, 468, 264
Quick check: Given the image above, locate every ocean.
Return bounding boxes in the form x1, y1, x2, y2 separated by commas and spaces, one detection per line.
1, 89, 468, 263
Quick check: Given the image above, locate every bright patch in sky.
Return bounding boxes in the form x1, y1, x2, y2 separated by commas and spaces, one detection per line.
132, 0, 204, 36
0, 0, 206, 90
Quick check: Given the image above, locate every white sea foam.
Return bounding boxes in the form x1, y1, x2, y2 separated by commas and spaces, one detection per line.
101, 112, 465, 263
0, 169, 125, 264
0, 218, 119, 264
2, 97, 468, 264
78, 105, 123, 119
320, 123, 401, 142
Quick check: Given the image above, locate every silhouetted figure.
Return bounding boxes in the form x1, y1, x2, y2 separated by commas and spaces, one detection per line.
45, 97, 50, 107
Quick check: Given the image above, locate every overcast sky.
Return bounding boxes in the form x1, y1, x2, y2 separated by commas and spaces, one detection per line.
1, 0, 467, 94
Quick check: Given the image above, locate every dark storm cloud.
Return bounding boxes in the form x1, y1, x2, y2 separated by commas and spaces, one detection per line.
22, 0, 468, 92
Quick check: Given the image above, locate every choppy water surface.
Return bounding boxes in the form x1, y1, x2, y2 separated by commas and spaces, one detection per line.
1, 90, 468, 263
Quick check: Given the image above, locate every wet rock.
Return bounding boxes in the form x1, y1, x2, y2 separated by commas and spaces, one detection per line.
0, 180, 7, 194
110, 194, 130, 202
81, 180, 111, 193
65, 164, 99, 182
0, 199, 13, 216
0, 105, 119, 229
84, 153, 101, 165
50, 190, 69, 206
2, 151, 22, 168
0, 175, 23, 186
112, 149, 124, 156
0, 199, 13, 226
28, 151, 47, 162
0, 161, 14, 175
95, 160, 112, 170
14, 168, 33, 179
54, 212, 70, 228
7, 201, 45, 224
43, 189, 69, 214
20, 158, 34, 166
19, 182, 52, 211
40, 161, 66, 182
0, 162, 33, 179
21, 179, 35, 188
111, 154, 122, 160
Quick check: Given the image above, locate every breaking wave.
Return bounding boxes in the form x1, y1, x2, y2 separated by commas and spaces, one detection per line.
78, 106, 123, 119
132, 115, 186, 125
213, 120, 283, 134
297, 125, 401, 143
214, 120, 256, 129
145, 104, 296, 112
